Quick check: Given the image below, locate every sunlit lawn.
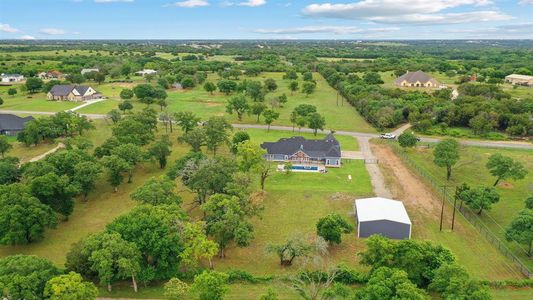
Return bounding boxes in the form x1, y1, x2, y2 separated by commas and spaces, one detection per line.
80, 72, 376, 133
402, 145, 533, 270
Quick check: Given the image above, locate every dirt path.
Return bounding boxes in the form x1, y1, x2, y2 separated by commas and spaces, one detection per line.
357, 137, 392, 198
28, 142, 65, 163
370, 143, 439, 213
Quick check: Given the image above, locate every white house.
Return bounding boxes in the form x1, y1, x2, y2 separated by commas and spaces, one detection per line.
81, 68, 99, 75
1, 73, 25, 83
505, 74, 533, 86
135, 69, 157, 76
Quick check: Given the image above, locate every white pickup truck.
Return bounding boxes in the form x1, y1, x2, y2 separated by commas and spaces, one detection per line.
380, 133, 396, 139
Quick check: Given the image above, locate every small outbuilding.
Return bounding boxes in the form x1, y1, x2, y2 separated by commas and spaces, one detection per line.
354, 197, 411, 240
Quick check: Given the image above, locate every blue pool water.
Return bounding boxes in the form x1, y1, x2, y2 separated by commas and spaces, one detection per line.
291, 165, 319, 171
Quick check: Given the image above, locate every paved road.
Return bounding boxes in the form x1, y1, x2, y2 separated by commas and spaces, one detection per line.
2, 110, 532, 150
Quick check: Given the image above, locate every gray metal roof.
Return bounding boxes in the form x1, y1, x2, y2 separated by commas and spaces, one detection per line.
0, 114, 34, 131
49, 85, 91, 96
260, 134, 341, 158
355, 197, 411, 224
394, 70, 437, 84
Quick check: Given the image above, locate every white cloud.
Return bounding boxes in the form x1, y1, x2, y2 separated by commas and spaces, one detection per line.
519, 0, 533, 4
239, 0, 266, 6
301, 0, 509, 25
94, 0, 134, 3
369, 11, 512, 25
255, 25, 399, 35
444, 22, 533, 38
19, 35, 36, 40
171, 0, 209, 7
0, 23, 19, 33
39, 28, 66, 35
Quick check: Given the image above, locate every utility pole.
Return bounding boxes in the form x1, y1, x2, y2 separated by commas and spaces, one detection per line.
451, 186, 458, 231
439, 185, 447, 232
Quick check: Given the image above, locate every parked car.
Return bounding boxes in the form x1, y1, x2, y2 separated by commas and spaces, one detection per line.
380, 133, 396, 139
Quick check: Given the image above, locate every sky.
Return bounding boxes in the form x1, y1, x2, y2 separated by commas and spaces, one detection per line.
0, 0, 532, 40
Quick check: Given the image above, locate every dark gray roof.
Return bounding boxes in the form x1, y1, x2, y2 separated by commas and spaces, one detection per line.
261, 134, 341, 158
49, 85, 91, 96
394, 70, 437, 84
0, 114, 34, 131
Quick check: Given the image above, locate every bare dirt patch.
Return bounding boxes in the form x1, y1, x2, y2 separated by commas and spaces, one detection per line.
371, 143, 440, 215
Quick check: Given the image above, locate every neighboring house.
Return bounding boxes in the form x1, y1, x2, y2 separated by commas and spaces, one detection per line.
394, 70, 439, 88
47, 85, 102, 101
354, 197, 412, 240
135, 69, 157, 76
0, 114, 34, 136
38, 70, 64, 80
505, 74, 533, 86
260, 133, 341, 167
1, 73, 24, 83
81, 68, 99, 75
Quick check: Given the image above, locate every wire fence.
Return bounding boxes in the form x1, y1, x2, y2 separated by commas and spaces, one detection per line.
388, 143, 532, 279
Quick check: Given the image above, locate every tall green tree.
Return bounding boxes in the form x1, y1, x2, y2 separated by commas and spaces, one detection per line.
180, 127, 207, 152
73, 161, 102, 201
44, 272, 98, 300
486, 153, 528, 186
130, 176, 182, 206
25, 77, 44, 93
0, 255, 60, 300
429, 263, 491, 300
204, 116, 232, 155
180, 222, 219, 269
355, 267, 428, 300
106, 204, 186, 282
307, 112, 326, 136
149, 135, 172, 169
202, 194, 254, 258
433, 139, 460, 180
263, 109, 280, 131
301, 81, 316, 97
29, 172, 80, 218
0, 184, 57, 245
0, 135, 12, 157
226, 95, 249, 120
463, 186, 500, 215
505, 209, 533, 257
251, 102, 267, 122
192, 271, 229, 300
316, 213, 353, 244
174, 111, 200, 133
289, 80, 299, 95
230, 131, 250, 154
204, 82, 217, 94
398, 132, 418, 149
101, 155, 132, 192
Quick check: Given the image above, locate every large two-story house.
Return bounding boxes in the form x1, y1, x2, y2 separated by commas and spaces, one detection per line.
47, 85, 102, 102
260, 134, 341, 167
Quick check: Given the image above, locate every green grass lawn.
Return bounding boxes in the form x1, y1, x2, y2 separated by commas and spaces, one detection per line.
80, 72, 376, 133
243, 127, 359, 151
401, 145, 533, 270
0, 85, 79, 112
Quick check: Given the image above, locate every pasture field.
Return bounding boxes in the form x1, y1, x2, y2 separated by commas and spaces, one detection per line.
79, 72, 377, 133
401, 145, 533, 270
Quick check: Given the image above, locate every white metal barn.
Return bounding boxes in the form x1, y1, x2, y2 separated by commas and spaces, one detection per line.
354, 197, 412, 240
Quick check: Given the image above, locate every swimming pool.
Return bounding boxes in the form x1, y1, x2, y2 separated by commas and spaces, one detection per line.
291, 165, 319, 171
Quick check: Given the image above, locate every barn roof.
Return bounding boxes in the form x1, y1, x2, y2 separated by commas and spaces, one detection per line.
355, 197, 411, 225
